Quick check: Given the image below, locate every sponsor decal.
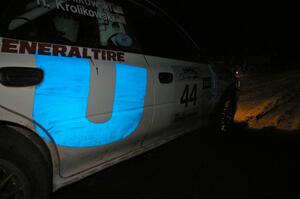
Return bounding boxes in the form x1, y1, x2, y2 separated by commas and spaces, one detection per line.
172, 66, 201, 81
0, 38, 125, 62
33, 54, 147, 147
202, 77, 212, 89
174, 110, 198, 122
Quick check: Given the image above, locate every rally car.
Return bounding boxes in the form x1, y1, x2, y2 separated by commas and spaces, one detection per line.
0, 0, 237, 198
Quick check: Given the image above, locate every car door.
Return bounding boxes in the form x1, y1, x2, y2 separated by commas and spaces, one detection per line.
144, 56, 204, 143
121, 1, 212, 146
0, 0, 153, 177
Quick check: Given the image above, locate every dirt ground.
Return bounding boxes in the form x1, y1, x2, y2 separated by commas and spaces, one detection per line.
235, 69, 300, 131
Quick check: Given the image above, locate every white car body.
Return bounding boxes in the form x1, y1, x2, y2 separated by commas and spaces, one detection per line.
0, 0, 236, 193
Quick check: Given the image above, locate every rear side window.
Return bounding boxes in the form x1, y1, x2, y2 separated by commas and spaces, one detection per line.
121, 1, 200, 61
0, 0, 140, 52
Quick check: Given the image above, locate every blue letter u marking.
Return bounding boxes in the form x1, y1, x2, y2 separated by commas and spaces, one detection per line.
33, 55, 147, 147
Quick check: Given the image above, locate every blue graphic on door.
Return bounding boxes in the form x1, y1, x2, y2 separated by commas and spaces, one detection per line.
33, 55, 147, 147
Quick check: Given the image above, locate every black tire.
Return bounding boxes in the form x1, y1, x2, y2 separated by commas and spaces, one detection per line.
214, 89, 237, 135
0, 126, 51, 199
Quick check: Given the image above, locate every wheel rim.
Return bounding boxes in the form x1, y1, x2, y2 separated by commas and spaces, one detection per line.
0, 159, 30, 199
220, 99, 234, 132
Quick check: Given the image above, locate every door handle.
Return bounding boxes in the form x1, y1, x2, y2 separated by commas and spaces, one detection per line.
0, 67, 43, 87
159, 72, 173, 84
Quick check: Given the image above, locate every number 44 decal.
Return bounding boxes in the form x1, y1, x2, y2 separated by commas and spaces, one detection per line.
180, 84, 197, 108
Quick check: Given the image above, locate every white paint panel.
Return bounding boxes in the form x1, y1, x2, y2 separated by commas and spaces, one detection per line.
143, 56, 208, 146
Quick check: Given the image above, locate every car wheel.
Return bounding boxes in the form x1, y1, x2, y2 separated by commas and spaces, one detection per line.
0, 159, 31, 199
0, 126, 51, 199
219, 97, 235, 133
213, 91, 237, 135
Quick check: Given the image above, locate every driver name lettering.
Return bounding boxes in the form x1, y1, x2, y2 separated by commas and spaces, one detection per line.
52, 0, 126, 24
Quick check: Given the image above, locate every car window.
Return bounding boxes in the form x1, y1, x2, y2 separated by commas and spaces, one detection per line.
0, 0, 141, 52
121, 1, 200, 61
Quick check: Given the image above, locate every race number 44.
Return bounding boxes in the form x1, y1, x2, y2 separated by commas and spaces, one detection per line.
180, 84, 197, 108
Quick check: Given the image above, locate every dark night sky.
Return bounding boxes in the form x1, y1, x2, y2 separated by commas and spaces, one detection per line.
151, 1, 300, 66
